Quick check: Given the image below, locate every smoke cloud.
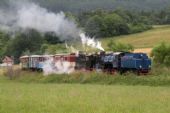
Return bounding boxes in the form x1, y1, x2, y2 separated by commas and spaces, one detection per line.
0, 0, 104, 51
0, 1, 79, 40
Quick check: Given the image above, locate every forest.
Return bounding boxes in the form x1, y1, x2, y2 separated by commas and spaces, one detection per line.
1, 0, 170, 12
28, 0, 170, 12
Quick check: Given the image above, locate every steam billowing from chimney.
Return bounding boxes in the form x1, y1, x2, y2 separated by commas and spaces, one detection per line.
0, 0, 104, 51
80, 33, 105, 51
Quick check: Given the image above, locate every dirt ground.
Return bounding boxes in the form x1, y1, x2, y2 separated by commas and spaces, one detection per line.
134, 48, 152, 56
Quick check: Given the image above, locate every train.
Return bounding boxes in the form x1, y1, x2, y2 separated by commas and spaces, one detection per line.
20, 51, 152, 74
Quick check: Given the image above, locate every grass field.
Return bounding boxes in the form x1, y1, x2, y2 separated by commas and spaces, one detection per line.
102, 25, 170, 49
0, 25, 170, 113
0, 65, 169, 113
0, 66, 169, 113
0, 78, 170, 113
0, 68, 5, 75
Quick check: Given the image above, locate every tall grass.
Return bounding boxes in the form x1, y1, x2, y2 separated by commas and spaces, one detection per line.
3, 66, 170, 86
0, 83, 170, 113
0, 66, 170, 113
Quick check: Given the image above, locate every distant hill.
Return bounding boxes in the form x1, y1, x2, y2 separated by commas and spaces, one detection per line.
33, 0, 170, 13
1, 0, 170, 13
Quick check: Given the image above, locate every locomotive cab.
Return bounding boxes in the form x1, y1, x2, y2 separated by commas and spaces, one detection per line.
120, 53, 151, 73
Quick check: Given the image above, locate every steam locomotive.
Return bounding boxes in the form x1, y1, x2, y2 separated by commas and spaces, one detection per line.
20, 51, 151, 74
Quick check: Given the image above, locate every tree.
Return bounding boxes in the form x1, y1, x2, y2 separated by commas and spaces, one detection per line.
151, 42, 170, 66
42, 44, 67, 54
104, 13, 130, 36
0, 32, 10, 61
5, 29, 44, 63
85, 15, 104, 38
85, 13, 130, 38
44, 32, 62, 44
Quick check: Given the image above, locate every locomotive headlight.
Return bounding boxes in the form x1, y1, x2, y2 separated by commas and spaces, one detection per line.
140, 65, 142, 68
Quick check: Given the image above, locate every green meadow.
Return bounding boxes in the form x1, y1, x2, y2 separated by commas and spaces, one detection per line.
0, 65, 170, 113
0, 79, 170, 113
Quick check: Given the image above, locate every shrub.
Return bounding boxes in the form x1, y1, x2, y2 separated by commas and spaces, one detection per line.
107, 40, 134, 52
129, 23, 152, 33
151, 42, 170, 66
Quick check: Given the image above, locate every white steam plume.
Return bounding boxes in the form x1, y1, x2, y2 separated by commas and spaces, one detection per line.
42, 57, 75, 75
80, 33, 105, 51
0, 1, 105, 51
0, 1, 79, 40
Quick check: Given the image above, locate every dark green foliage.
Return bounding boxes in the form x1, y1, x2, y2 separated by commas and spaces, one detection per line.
84, 15, 105, 37
2, 0, 170, 13
0, 32, 10, 61
41, 44, 67, 54
31, 0, 170, 13
44, 32, 62, 44
128, 23, 152, 33
102, 13, 129, 36
5, 29, 44, 63
151, 42, 170, 66
152, 8, 170, 24
107, 40, 134, 52
80, 10, 151, 38
0, 29, 68, 63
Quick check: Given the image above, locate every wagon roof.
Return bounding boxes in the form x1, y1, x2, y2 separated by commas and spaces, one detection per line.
30, 55, 42, 57
54, 53, 76, 56
42, 55, 54, 57
114, 52, 123, 55
20, 56, 29, 59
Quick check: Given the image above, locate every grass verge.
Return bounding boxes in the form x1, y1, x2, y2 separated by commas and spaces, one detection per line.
2, 66, 170, 86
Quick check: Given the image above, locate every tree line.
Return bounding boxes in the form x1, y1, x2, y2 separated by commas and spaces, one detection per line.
74, 8, 170, 37
76, 9, 152, 38
33, 0, 170, 13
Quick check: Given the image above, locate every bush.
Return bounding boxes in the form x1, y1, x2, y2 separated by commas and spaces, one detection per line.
151, 42, 170, 66
107, 40, 134, 52
129, 23, 152, 33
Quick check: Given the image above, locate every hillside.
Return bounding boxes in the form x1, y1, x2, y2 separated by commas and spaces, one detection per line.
102, 25, 170, 49
33, 0, 170, 12
1, 0, 170, 13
